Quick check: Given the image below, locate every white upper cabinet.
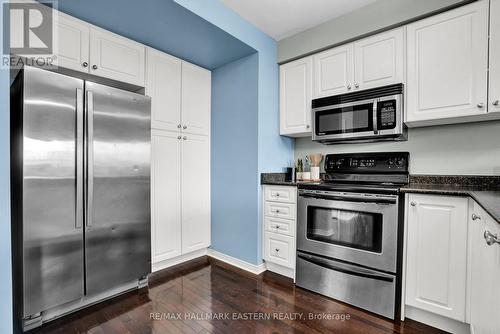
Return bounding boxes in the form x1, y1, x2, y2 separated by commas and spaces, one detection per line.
280, 56, 313, 137
89, 27, 146, 86
405, 194, 468, 321
490, 0, 500, 113
151, 130, 182, 264
55, 12, 90, 73
313, 45, 353, 98
181, 134, 211, 254
146, 49, 182, 132
470, 203, 500, 334
406, 1, 489, 123
354, 28, 405, 90
181, 62, 211, 136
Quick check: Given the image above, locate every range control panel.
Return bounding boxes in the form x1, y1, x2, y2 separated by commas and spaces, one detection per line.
324, 152, 409, 174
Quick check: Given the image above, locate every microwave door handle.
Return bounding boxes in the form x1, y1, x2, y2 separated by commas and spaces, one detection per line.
373, 100, 378, 135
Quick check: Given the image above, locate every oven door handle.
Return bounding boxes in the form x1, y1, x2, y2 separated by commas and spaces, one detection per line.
299, 192, 397, 204
297, 253, 394, 282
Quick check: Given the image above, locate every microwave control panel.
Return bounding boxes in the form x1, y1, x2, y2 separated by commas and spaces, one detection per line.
377, 100, 397, 130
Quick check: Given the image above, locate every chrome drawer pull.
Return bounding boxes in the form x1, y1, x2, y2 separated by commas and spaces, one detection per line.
484, 230, 500, 246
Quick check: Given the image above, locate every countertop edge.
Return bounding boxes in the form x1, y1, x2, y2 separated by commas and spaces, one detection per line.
401, 187, 500, 225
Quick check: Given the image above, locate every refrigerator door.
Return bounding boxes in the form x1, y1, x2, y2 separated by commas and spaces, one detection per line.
85, 82, 151, 295
20, 67, 85, 317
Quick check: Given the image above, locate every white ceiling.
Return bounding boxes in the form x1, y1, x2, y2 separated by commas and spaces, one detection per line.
220, 0, 378, 41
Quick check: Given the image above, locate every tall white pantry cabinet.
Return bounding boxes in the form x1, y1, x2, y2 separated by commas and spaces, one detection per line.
147, 48, 211, 271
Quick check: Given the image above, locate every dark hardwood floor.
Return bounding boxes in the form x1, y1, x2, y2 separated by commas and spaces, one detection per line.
29, 256, 447, 334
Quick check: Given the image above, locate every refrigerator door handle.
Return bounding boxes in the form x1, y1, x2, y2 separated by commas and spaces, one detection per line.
86, 91, 94, 227
76, 88, 84, 229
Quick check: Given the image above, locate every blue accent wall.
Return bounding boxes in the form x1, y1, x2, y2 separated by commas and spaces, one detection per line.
0, 0, 12, 332
54, 0, 256, 69
211, 53, 259, 264
176, 0, 294, 264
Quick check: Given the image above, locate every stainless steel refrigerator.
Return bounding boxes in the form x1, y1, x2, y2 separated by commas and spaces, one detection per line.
11, 66, 151, 331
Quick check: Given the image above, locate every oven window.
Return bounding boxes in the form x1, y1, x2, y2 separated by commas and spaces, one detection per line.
307, 206, 383, 253
315, 103, 374, 135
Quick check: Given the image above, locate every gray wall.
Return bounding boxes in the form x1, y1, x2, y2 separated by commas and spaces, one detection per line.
295, 121, 500, 175
278, 0, 473, 63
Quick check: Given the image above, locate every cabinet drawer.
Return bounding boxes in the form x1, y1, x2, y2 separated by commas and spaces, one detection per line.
265, 216, 296, 236
264, 232, 295, 269
264, 201, 296, 221
264, 186, 297, 203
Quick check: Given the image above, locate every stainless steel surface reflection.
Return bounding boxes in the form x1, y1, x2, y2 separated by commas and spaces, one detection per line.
21, 67, 85, 317
11, 67, 152, 330
85, 82, 151, 295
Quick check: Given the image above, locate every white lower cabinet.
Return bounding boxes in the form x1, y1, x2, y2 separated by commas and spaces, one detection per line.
151, 130, 210, 270
262, 185, 297, 278
470, 203, 500, 334
404, 193, 500, 333
264, 232, 294, 268
405, 194, 468, 321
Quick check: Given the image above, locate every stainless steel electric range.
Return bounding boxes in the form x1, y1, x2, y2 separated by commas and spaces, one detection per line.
296, 152, 409, 319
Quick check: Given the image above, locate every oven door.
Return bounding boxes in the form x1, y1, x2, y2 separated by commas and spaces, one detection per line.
312, 99, 377, 142
297, 190, 399, 273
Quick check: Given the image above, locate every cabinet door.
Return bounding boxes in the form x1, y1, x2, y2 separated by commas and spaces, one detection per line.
181, 62, 211, 136
354, 28, 404, 90
490, 0, 500, 112
406, 1, 488, 122
146, 49, 182, 132
279, 56, 313, 136
470, 204, 500, 334
89, 27, 145, 86
405, 194, 468, 321
264, 232, 295, 269
151, 130, 182, 265
181, 134, 210, 254
313, 45, 353, 98
55, 12, 90, 73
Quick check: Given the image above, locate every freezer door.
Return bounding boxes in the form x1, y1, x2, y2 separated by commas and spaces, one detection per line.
85, 82, 151, 295
20, 67, 85, 317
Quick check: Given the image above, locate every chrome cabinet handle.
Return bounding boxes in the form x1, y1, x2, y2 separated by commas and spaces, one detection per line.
275, 210, 280, 213
306, 125, 310, 129
477, 103, 485, 108
354, 82, 359, 88
177, 136, 181, 140
182, 136, 187, 140
275, 248, 280, 252
484, 230, 500, 246
493, 100, 499, 106
275, 193, 280, 197
82, 62, 88, 68
177, 124, 181, 129
472, 213, 481, 221
275, 225, 280, 229
92, 65, 98, 70
410, 201, 417, 207
183, 125, 187, 129
347, 84, 352, 90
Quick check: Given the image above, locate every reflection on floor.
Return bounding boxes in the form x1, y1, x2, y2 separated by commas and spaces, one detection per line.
29, 256, 446, 334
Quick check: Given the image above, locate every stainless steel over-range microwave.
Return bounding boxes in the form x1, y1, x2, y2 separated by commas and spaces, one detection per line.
312, 84, 407, 144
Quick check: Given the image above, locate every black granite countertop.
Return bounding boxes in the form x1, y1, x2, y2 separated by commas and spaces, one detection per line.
260, 173, 320, 186
401, 175, 500, 224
